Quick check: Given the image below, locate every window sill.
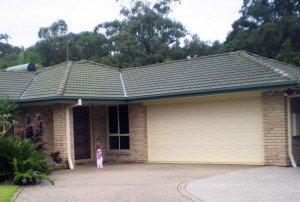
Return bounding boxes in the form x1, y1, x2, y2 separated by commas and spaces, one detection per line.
106, 150, 130, 156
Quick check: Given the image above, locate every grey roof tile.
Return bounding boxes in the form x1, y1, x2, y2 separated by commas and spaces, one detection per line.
121, 51, 297, 98
0, 70, 35, 100
63, 61, 124, 97
21, 62, 69, 99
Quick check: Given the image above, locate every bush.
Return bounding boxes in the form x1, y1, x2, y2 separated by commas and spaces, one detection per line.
15, 114, 45, 150
0, 136, 53, 185
50, 151, 62, 164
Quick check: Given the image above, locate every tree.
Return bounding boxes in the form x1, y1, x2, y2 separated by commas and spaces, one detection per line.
0, 33, 10, 43
94, 0, 187, 67
276, 39, 300, 66
224, 0, 300, 66
38, 19, 68, 39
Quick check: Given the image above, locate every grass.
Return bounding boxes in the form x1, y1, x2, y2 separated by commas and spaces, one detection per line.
0, 185, 19, 202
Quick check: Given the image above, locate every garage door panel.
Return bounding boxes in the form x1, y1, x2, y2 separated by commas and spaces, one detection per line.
147, 94, 264, 164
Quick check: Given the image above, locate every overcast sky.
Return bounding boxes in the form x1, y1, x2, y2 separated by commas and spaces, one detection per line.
1, 0, 243, 48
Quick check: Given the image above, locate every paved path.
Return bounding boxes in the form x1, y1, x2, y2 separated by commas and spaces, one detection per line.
14, 163, 248, 202
187, 166, 300, 202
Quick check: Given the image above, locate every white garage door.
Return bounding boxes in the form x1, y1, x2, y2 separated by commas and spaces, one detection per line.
147, 93, 264, 164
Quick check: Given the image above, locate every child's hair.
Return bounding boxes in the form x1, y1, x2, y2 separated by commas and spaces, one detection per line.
96, 143, 101, 149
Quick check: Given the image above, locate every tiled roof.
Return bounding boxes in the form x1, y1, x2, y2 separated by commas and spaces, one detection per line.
1, 51, 300, 102
21, 62, 70, 99
20, 61, 124, 100
121, 51, 298, 98
63, 61, 124, 98
0, 70, 35, 100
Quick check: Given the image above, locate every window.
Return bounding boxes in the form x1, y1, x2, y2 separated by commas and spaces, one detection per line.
108, 105, 130, 150
291, 97, 300, 136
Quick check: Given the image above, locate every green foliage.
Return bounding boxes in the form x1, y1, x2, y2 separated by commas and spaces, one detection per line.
38, 19, 68, 39
0, 137, 53, 185
0, 38, 21, 69
1, 1, 220, 68
276, 39, 300, 66
0, 96, 18, 137
95, 0, 188, 67
12, 158, 54, 185
0, 33, 10, 42
224, 0, 300, 66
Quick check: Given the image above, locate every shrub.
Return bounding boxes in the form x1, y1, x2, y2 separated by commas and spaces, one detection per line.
0, 96, 18, 137
15, 114, 45, 150
0, 136, 53, 185
50, 151, 62, 164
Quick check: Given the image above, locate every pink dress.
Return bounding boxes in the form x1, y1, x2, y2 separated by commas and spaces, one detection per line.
96, 148, 103, 169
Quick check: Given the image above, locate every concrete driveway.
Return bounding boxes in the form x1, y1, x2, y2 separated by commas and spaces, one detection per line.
13, 163, 300, 202
13, 163, 250, 202
187, 166, 300, 202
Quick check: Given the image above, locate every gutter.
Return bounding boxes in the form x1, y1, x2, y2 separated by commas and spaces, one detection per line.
65, 99, 82, 169
287, 95, 297, 167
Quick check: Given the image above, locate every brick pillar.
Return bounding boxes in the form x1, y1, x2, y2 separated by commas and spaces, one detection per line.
262, 91, 289, 166
53, 104, 75, 165
128, 103, 148, 162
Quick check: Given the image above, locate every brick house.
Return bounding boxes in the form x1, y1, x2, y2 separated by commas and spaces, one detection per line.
1, 51, 300, 168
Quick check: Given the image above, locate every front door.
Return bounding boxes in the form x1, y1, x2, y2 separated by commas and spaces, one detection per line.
73, 106, 91, 160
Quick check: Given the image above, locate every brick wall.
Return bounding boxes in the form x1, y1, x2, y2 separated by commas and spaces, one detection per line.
105, 103, 148, 162
52, 104, 74, 167
262, 91, 289, 166
16, 103, 148, 165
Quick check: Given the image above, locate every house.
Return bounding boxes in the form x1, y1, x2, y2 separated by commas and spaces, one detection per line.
1, 51, 300, 167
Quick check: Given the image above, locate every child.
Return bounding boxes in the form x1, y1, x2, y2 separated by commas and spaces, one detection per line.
96, 143, 104, 172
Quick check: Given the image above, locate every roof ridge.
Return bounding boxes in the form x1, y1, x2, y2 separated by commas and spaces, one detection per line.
76, 60, 120, 70
37, 61, 70, 73
120, 51, 241, 71
238, 51, 296, 80
56, 61, 73, 96
119, 70, 127, 97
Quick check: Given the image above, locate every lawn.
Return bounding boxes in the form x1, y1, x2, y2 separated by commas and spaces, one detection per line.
0, 185, 19, 202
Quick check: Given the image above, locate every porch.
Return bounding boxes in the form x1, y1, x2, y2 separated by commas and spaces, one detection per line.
15, 102, 147, 167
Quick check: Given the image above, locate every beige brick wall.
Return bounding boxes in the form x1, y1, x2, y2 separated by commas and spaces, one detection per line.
262, 91, 289, 166
105, 103, 148, 162
16, 103, 148, 165
52, 104, 75, 167
15, 105, 55, 164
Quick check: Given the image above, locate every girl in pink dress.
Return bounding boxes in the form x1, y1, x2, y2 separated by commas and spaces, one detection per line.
96, 143, 104, 171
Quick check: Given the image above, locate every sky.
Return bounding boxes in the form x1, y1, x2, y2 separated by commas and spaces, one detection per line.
1, 0, 243, 48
